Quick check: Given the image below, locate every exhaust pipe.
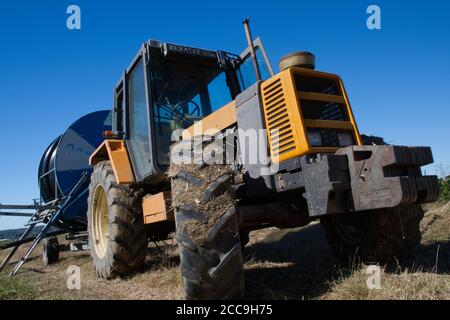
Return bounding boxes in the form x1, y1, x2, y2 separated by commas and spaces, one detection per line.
243, 17, 262, 81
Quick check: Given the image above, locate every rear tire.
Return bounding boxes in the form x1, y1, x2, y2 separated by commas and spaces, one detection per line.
87, 161, 147, 279
170, 139, 244, 300
43, 237, 59, 266
321, 204, 424, 263
326, 134, 423, 262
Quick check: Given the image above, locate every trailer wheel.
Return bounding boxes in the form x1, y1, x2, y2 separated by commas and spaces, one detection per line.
170, 139, 244, 300
87, 161, 147, 279
43, 237, 59, 266
321, 204, 424, 262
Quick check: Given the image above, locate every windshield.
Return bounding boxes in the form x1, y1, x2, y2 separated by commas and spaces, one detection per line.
151, 59, 233, 165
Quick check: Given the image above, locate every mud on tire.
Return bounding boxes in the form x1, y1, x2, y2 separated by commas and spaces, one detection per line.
321, 204, 424, 263
170, 139, 245, 300
87, 161, 147, 279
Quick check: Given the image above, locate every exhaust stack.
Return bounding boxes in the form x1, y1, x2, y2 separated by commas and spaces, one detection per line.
243, 17, 262, 81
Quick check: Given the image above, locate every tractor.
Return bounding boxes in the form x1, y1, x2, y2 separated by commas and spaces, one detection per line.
87, 20, 438, 299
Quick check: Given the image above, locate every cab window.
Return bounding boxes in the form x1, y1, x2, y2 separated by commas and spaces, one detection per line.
127, 60, 152, 177
151, 59, 232, 166
238, 47, 272, 89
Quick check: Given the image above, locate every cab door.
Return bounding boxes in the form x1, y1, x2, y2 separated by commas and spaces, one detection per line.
125, 56, 154, 180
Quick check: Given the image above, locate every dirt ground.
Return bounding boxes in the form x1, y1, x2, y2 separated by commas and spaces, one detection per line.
1, 202, 449, 300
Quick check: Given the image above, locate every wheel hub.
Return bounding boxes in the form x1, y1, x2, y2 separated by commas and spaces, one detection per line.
92, 185, 109, 258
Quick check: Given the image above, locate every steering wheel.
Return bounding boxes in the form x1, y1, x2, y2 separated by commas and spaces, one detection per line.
171, 100, 201, 120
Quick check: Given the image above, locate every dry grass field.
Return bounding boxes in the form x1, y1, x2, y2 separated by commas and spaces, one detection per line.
1, 201, 449, 300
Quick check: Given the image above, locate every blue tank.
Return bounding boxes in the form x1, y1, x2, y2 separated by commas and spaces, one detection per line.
38, 110, 112, 228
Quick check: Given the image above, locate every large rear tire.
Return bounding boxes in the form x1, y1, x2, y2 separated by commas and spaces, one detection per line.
170, 139, 244, 300
87, 161, 147, 279
325, 134, 424, 262
321, 204, 424, 262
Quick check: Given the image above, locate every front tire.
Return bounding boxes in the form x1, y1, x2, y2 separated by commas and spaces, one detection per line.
321, 204, 424, 262
87, 161, 147, 279
170, 140, 244, 300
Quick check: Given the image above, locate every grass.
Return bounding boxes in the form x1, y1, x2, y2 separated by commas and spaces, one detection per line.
0, 241, 6, 249
0, 201, 449, 300
0, 275, 37, 300
243, 201, 450, 300
323, 266, 450, 300
322, 200, 450, 300
439, 177, 450, 203
0, 242, 184, 300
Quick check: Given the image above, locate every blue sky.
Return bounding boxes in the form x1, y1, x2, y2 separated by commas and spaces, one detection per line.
0, 1, 449, 230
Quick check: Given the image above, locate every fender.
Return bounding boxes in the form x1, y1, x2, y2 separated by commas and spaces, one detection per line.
89, 140, 135, 184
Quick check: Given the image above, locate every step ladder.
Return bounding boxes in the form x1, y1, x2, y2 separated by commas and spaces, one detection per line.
0, 172, 88, 276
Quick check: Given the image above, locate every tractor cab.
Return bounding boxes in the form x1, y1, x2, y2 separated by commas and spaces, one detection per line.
111, 39, 273, 181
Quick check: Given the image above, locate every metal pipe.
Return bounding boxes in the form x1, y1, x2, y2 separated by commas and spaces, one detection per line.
0, 212, 35, 217
0, 204, 56, 210
0, 225, 35, 272
0, 230, 67, 250
9, 172, 88, 276
243, 17, 262, 81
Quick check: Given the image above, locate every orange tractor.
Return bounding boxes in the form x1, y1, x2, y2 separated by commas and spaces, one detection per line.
87, 20, 438, 299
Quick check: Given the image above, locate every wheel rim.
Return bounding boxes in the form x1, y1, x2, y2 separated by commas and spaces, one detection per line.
92, 184, 109, 258
331, 214, 366, 245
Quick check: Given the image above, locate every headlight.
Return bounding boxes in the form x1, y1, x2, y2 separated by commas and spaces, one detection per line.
308, 131, 322, 147
338, 132, 354, 146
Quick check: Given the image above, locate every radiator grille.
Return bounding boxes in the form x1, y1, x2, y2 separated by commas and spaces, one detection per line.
262, 78, 296, 157
261, 68, 360, 163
